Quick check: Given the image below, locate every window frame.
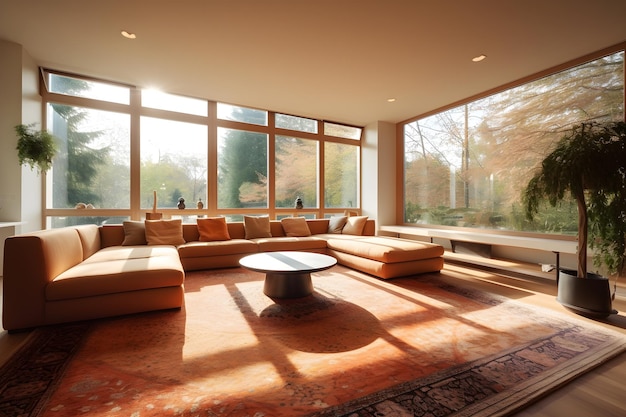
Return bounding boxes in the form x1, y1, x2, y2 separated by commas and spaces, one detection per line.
40, 70, 362, 226
396, 42, 626, 239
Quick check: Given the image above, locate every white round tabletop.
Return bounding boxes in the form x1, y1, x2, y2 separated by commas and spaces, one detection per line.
239, 251, 337, 274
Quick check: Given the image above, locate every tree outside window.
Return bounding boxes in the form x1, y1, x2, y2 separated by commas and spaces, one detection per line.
403, 52, 624, 234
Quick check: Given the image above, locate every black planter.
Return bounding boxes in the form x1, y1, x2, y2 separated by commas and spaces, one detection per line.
557, 269, 617, 318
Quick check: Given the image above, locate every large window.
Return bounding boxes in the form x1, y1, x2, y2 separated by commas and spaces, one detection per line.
402, 51, 625, 235
275, 136, 319, 208
42, 71, 361, 226
324, 142, 359, 209
140, 117, 208, 209
217, 127, 268, 209
46, 104, 130, 209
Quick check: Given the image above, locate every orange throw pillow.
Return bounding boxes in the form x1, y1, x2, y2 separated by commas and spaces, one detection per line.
197, 217, 231, 241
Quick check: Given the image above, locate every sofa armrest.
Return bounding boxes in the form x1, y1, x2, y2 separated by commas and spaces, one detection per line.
2, 228, 83, 330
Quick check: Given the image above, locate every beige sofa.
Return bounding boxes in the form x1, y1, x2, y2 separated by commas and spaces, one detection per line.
3, 218, 443, 331
3, 225, 185, 332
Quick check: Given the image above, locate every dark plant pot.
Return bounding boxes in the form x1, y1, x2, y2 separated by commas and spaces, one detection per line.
557, 269, 617, 319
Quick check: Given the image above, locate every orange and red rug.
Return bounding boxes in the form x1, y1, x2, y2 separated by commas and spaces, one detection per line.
1, 265, 625, 416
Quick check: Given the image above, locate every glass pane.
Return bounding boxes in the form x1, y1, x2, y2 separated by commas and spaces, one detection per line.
324, 142, 359, 208
275, 136, 318, 208
142, 89, 208, 116
48, 73, 130, 104
140, 117, 208, 209
217, 103, 268, 126
403, 51, 624, 234
276, 114, 318, 133
48, 216, 129, 228
324, 122, 362, 140
221, 214, 244, 222
47, 104, 130, 208
277, 213, 316, 220
217, 128, 268, 208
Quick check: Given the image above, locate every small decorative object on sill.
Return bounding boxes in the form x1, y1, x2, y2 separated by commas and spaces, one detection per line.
178, 197, 186, 209
146, 190, 163, 220
295, 197, 303, 210
197, 198, 204, 209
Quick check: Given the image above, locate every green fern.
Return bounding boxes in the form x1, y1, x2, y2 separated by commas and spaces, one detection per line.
15, 124, 58, 173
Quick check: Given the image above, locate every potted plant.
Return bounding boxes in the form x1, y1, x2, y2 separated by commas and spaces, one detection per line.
15, 123, 58, 174
523, 120, 626, 318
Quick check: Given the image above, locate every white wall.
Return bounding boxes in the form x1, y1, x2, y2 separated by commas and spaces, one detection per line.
0, 40, 23, 225
20, 48, 43, 232
362, 121, 396, 229
0, 39, 42, 274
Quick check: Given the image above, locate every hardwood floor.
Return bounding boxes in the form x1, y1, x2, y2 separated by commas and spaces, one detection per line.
440, 260, 626, 417
1, 259, 625, 416
0, 278, 33, 366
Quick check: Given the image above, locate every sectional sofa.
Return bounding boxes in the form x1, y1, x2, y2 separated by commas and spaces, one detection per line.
2, 216, 444, 331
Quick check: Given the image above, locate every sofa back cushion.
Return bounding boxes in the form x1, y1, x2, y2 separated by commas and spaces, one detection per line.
100, 225, 126, 247
183, 222, 246, 240
38, 228, 85, 279
226, 222, 246, 239
182, 223, 200, 242
75, 224, 101, 259
305, 219, 330, 235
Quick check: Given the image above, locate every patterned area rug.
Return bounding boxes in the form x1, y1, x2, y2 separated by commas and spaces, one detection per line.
1, 265, 624, 417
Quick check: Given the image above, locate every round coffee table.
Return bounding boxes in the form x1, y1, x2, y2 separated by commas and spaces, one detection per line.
239, 251, 337, 298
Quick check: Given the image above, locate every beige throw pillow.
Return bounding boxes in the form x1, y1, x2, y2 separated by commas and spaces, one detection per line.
280, 217, 311, 237
244, 216, 272, 239
327, 216, 348, 234
342, 216, 368, 235
122, 221, 147, 245
145, 219, 186, 245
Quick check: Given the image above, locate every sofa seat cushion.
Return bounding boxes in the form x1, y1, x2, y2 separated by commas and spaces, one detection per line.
177, 239, 258, 258
81, 245, 177, 263
47, 254, 184, 301
252, 236, 327, 252
326, 236, 444, 263
314, 233, 370, 241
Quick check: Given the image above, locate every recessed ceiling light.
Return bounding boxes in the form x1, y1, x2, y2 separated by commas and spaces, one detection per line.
472, 54, 487, 62
121, 30, 137, 39
387, 98, 396, 103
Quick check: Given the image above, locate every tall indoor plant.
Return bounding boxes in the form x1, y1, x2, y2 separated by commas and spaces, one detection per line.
15, 123, 58, 174
523, 121, 626, 317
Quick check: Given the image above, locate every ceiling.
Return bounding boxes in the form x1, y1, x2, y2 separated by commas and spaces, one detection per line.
1, 0, 625, 127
